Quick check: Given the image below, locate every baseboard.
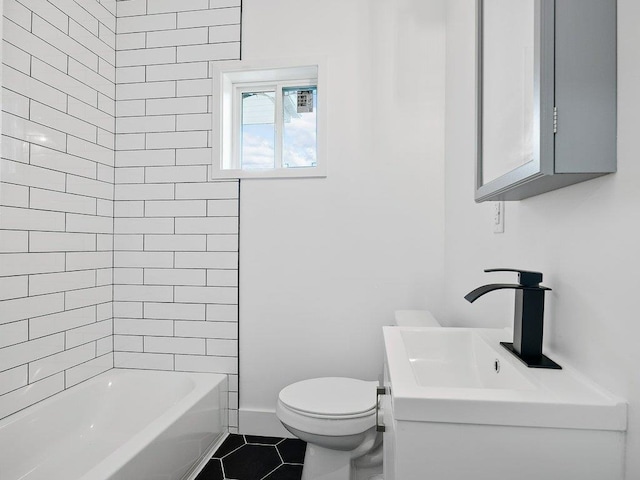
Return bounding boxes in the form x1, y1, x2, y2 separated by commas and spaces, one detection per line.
239, 408, 294, 438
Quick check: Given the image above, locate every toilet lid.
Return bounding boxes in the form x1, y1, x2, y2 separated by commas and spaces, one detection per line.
279, 377, 376, 417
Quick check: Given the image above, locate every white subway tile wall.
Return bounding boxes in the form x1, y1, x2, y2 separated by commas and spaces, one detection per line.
0, 0, 116, 419
113, 0, 241, 431
0, 0, 240, 430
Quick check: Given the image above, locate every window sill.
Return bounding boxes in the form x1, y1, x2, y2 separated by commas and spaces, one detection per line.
211, 167, 326, 180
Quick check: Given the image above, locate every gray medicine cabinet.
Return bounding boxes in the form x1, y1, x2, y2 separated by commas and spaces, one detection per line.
475, 0, 617, 202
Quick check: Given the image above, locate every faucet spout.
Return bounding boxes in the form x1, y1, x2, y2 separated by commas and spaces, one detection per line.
464, 283, 529, 303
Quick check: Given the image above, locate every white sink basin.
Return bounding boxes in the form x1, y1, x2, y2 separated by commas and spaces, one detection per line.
402, 328, 534, 390
384, 327, 627, 431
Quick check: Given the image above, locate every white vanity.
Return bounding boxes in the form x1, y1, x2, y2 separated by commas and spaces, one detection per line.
381, 327, 627, 480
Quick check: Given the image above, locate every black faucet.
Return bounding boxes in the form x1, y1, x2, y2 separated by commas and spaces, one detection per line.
464, 268, 561, 369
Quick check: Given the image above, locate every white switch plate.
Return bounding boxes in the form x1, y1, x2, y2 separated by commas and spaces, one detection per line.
494, 201, 505, 233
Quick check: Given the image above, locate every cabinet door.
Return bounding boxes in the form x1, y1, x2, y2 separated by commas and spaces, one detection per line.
481, 0, 536, 185
476, 0, 556, 201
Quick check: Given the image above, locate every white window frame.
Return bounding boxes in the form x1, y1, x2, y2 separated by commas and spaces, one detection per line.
212, 57, 327, 180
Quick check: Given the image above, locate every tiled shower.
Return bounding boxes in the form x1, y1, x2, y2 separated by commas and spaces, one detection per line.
0, 0, 242, 430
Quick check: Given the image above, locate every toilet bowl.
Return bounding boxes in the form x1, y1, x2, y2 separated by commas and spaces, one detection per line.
276, 377, 381, 480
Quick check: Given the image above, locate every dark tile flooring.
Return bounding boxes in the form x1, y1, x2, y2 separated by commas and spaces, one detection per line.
196, 434, 306, 480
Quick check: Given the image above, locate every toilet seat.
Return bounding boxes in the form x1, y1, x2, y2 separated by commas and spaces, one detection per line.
279, 377, 377, 417
277, 377, 378, 436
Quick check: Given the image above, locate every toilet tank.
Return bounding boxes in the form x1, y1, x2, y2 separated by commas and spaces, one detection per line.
394, 310, 441, 328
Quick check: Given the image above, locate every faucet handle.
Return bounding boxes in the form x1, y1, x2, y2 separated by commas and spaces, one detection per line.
484, 268, 544, 287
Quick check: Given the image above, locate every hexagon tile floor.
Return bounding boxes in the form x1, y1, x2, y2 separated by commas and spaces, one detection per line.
196, 434, 307, 480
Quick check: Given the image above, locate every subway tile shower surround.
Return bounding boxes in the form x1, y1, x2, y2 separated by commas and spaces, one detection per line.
113, 0, 241, 431
0, 0, 242, 429
0, 0, 116, 420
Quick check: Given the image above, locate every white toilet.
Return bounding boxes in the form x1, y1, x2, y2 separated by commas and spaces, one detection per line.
277, 377, 381, 480
276, 310, 441, 480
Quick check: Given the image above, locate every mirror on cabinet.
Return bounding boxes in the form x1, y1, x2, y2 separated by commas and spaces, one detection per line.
475, 0, 617, 202
481, 0, 535, 186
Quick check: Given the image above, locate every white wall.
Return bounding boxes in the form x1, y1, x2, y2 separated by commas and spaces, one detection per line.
239, 0, 446, 433
444, 1, 640, 478
0, 0, 115, 420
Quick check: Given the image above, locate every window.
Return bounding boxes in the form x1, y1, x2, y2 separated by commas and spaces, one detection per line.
212, 59, 326, 179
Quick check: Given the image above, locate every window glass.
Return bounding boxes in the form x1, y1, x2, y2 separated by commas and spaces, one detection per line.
241, 91, 276, 169
282, 87, 317, 168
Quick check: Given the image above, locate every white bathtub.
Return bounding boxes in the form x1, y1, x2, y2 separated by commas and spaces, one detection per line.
0, 369, 228, 480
